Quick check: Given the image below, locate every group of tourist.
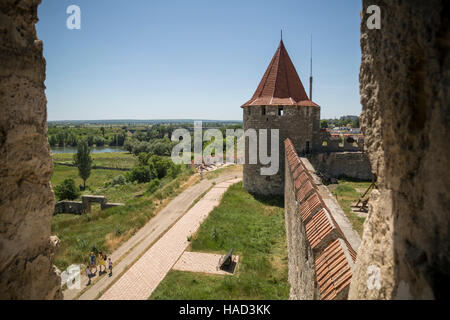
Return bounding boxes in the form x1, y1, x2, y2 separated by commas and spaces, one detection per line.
85, 251, 113, 286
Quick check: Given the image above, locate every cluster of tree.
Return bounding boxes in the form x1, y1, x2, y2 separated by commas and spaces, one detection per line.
54, 139, 92, 200
47, 126, 127, 147
126, 153, 183, 184
320, 116, 360, 129
123, 137, 176, 156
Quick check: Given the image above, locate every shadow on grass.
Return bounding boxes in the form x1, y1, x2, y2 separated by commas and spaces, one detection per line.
250, 193, 284, 208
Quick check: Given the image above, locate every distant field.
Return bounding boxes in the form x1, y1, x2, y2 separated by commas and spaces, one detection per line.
52, 152, 136, 169
150, 182, 289, 300
51, 165, 121, 195
51, 152, 139, 201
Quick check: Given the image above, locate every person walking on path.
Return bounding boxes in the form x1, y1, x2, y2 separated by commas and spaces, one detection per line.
89, 252, 97, 274
85, 265, 92, 286
108, 258, 113, 277
98, 251, 106, 274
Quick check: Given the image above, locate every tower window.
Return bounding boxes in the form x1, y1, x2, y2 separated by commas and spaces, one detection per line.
247, 108, 251, 115
262, 106, 266, 115
278, 107, 284, 116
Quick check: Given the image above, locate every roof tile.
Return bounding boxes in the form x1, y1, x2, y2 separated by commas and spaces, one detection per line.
296, 180, 315, 203
242, 40, 319, 108
300, 192, 323, 224
315, 239, 355, 300
305, 208, 340, 254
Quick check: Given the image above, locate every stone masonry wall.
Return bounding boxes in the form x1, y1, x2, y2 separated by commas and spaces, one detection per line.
243, 105, 320, 195
284, 151, 317, 299
309, 152, 373, 181
349, 0, 449, 299
0, 0, 62, 299
54, 195, 124, 215
284, 139, 359, 300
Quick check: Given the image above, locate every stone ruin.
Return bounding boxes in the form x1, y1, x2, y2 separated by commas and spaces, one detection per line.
54, 195, 124, 215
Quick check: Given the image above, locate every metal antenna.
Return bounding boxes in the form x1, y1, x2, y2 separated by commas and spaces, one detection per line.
281, 29, 283, 41
309, 34, 313, 100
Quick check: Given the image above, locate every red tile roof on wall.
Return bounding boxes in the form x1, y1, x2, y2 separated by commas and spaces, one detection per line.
300, 192, 323, 224
315, 239, 355, 300
295, 171, 310, 190
296, 180, 315, 203
284, 138, 358, 300
305, 208, 340, 252
242, 40, 319, 108
292, 164, 306, 180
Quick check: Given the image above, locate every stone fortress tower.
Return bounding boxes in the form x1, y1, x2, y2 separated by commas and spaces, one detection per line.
241, 39, 321, 195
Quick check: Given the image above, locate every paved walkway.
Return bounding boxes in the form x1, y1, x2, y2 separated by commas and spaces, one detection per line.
100, 178, 241, 300
173, 252, 239, 275
63, 169, 241, 300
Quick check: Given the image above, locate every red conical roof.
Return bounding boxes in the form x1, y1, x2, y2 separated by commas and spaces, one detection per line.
241, 40, 318, 108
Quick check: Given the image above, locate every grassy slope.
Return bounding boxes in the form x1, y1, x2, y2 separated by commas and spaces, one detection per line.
150, 182, 289, 300
328, 179, 373, 236
51, 152, 196, 270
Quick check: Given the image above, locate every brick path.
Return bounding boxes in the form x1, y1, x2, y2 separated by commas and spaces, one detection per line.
173, 251, 239, 275
100, 178, 241, 300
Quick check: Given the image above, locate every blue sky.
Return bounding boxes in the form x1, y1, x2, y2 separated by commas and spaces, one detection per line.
36, 0, 362, 121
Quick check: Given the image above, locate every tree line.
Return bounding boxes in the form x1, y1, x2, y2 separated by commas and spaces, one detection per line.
48, 126, 126, 147
320, 116, 360, 129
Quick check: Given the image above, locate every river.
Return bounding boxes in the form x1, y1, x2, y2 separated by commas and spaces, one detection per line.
51, 146, 126, 154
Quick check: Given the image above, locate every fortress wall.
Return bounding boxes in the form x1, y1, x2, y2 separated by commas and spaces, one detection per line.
284, 152, 317, 299
284, 139, 360, 300
0, 0, 62, 299
349, 0, 450, 299
308, 152, 373, 181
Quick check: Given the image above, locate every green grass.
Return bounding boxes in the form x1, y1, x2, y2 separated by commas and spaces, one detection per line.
204, 165, 239, 180
51, 165, 123, 194
150, 182, 289, 300
51, 152, 144, 202
329, 179, 373, 236
52, 152, 137, 169
51, 166, 195, 271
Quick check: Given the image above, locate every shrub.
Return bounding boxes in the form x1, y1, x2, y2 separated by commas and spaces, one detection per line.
154, 191, 163, 201
127, 165, 153, 183
111, 175, 126, 186
146, 179, 160, 194
115, 224, 122, 236
168, 164, 182, 178
127, 153, 178, 183
54, 179, 80, 200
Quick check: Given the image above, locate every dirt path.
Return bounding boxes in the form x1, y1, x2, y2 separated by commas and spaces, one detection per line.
63, 166, 241, 300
